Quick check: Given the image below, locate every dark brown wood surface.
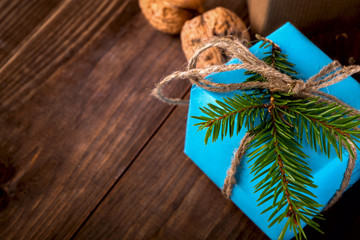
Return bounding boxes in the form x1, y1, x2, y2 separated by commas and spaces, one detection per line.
0, 1, 360, 239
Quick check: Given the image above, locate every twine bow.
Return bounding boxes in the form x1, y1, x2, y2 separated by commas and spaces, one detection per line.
152, 37, 360, 210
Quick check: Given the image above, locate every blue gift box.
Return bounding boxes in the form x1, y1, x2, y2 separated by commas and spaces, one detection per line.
184, 22, 360, 240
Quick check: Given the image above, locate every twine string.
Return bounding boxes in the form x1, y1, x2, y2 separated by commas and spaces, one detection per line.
222, 132, 254, 199
151, 37, 360, 209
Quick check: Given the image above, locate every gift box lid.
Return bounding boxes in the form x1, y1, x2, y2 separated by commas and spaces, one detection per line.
184, 22, 360, 240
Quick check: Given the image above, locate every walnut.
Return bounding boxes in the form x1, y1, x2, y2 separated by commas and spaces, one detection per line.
181, 7, 250, 68
139, 0, 205, 34
165, 0, 204, 11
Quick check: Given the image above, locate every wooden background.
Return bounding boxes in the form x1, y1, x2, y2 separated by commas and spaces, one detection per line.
1, 0, 360, 239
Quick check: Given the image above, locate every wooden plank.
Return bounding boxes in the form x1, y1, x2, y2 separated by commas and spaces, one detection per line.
0, 0, 192, 239
0, 0, 139, 111
72, 99, 267, 240
0, 0, 62, 67
69, 1, 261, 239
311, 27, 360, 67
0, 0, 251, 239
73, 9, 360, 240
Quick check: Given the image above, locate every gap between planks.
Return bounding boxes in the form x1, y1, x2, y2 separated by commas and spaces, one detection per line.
71, 89, 191, 239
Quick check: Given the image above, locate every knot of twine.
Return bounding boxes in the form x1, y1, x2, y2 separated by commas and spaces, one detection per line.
152, 37, 360, 210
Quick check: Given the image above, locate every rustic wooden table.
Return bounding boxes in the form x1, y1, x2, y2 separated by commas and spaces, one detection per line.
1, 1, 360, 239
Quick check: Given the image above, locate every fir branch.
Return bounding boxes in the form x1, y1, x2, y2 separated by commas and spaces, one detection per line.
276, 97, 360, 160
247, 96, 324, 240
244, 36, 297, 85
192, 93, 270, 144
192, 37, 360, 240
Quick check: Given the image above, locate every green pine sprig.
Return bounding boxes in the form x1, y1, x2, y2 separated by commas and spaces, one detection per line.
192, 93, 269, 144
192, 37, 360, 240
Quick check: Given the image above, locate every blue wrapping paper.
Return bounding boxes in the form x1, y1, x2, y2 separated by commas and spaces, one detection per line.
184, 22, 360, 240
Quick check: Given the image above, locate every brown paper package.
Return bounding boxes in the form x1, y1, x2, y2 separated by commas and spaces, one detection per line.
247, 0, 360, 35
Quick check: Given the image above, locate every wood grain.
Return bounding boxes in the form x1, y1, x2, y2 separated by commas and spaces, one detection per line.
74, 8, 360, 240
73, 99, 268, 240
0, 0, 190, 239
1, 0, 360, 239
0, 0, 62, 67
0, 0, 136, 111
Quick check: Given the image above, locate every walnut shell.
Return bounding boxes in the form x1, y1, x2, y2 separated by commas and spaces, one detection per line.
139, 0, 205, 34
181, 7, 250, 68
165, 0, 205, 12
